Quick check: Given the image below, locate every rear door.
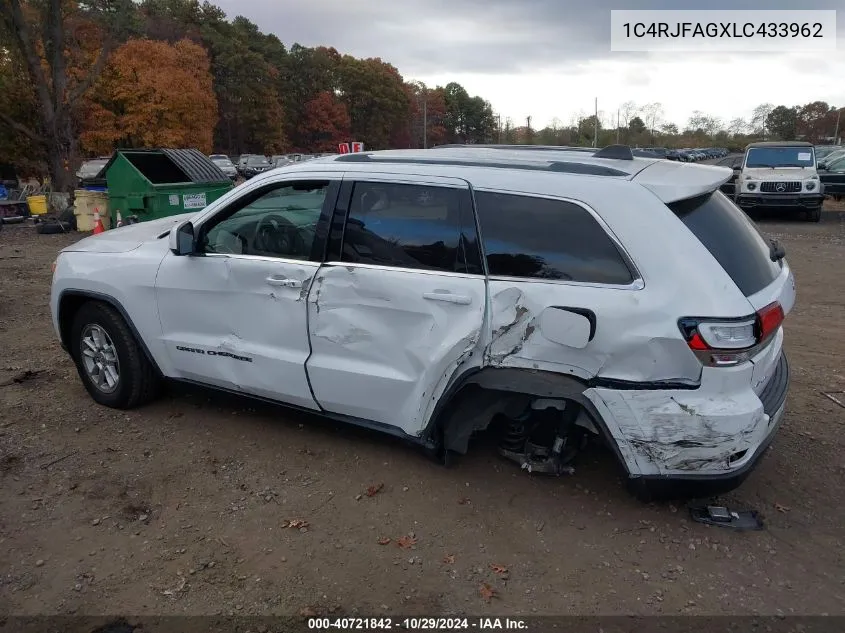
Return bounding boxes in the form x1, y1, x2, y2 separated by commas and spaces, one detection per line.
471, 190, 644, 379
304, 174, 486, 436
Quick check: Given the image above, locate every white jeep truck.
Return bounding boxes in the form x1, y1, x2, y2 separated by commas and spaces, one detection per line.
50, 145, 794, 499
735, 141, 825, 222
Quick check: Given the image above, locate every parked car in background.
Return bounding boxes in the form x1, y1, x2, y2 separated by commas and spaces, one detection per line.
76, 157, 109, 185
241, 155, 272, 179
819, 154, 845, 199
815, 145, 843, 161
714, 154, 743, 197
272, 156, 294, 169
209, 154, 238, 180
818, 148, 845, 167
735, 141, 824, 222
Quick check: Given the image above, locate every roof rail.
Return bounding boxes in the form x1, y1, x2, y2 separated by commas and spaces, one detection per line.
592, 144, 634, 160
432, 143, 636, 160
333, 152, 629, 177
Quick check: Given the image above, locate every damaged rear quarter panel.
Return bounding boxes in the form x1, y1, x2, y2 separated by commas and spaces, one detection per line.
304, 264, 486, 436
584, 362, 770, 476
485, 281, 702, 384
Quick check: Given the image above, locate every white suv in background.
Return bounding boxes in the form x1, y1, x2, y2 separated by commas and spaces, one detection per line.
736, 141, 824, 222
50, 145, 794, 500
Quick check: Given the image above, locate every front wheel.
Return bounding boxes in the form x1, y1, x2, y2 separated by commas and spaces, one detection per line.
70, 301, 160, 408
806, 206, 822, 223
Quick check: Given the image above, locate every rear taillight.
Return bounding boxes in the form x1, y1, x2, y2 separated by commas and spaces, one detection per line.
679, 301, 784, 367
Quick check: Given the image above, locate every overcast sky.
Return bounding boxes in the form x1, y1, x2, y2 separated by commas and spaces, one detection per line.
213, 0, 844, 130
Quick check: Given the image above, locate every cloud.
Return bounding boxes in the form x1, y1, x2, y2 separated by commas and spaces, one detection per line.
211, 0, 845, 127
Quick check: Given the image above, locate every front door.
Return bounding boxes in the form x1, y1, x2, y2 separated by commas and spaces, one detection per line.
305, 176, 487, 436
155, 178, 338, 409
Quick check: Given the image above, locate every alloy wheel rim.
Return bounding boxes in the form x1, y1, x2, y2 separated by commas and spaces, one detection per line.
80, 324, 120, 394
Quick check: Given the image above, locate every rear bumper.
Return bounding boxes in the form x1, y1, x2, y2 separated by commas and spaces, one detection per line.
737, 193, 824, 209
637, 353, 789, 496
586, 351, 789, 492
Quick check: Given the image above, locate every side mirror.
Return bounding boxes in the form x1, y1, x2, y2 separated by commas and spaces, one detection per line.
731, 161, 742, 170
169, 221, 195, 256
818, 162, 827, 170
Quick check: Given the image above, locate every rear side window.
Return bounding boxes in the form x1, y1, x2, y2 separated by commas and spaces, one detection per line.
474, 191, 634, 284
668, 191, 780, 297
340, 181, 480, 273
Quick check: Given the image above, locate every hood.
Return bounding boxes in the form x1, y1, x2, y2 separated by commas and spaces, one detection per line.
62, 212, 198, 254
743, 167, 816, 179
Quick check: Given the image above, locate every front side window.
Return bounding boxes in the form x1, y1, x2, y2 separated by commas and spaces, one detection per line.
474, 191, 634, 284
201, 181, 329, 259
340, 182, 479, 273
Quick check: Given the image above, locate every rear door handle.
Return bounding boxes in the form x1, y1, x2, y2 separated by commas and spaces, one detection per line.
265, 276, 302, 288
423, 292, 472, 305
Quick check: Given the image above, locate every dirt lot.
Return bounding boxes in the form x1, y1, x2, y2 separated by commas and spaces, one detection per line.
1, 204, 844, 618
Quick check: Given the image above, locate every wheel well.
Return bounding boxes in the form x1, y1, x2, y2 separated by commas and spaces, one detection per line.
429, 366, 629, 473
58, 291, 162, 376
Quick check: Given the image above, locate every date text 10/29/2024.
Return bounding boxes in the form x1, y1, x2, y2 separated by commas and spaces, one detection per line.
308, 618, 529, 630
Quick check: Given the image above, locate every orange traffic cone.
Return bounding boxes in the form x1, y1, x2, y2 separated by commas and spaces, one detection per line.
92, 208, 105, 234
115, 210, 124, 227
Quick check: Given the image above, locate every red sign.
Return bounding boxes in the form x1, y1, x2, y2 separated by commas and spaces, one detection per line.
351, 141, 364, 153
338, 143, 350, 154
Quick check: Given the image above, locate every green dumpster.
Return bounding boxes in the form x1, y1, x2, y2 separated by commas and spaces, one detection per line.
104, 148, 233, 223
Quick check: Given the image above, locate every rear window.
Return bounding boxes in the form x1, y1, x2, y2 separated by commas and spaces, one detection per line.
668, 191, 780, 297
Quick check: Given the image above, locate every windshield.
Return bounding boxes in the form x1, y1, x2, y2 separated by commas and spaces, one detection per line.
745, 147, 814, 168
247, 157, 270, 167
212, 157, 234, 167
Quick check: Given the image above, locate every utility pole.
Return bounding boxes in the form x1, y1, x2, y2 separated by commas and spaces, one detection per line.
593, 97, 599, 148
526, 115, 532, 144
423, 94, 427, 149
616, 108, 620, 144
835, 107, 842, 145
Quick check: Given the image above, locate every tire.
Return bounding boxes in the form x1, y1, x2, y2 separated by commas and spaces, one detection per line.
807, 206, 822, 223
70, 301, 160, 409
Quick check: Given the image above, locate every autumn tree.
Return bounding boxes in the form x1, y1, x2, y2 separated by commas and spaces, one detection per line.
766, 105, 799, 140
81, 38, 218, 153
0, 0, 138, 191
442, 82, 495, 144
750, 103, 774, 136
336, 55, 409, 149
298, 91, 351, 153
796, 101, 837, 143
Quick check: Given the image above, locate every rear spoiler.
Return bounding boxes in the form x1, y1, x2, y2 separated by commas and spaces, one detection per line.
632, 161, 732, 204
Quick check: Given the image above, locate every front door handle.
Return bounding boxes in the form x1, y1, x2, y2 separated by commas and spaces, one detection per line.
423, 291, 472, 305
265, 276, 302, 288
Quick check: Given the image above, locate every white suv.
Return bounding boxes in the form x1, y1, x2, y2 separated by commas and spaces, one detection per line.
50, 145, 794, 499
736, 141, 824, 222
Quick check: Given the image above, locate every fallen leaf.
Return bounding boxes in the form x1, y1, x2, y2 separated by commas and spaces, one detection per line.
479, 583, 497, 602
366, 483, 385, 497
282, 519, 309, 529
442, 554, 455, 564
774, 503, 791, 513
377, 537, 391, 545
396, 535, 418, 549
490, 563, 508, 575
457, 497, 471, 505
300, 607, 317, 617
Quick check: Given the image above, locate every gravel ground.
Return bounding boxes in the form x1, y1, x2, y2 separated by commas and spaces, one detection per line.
1, 203, 844, 617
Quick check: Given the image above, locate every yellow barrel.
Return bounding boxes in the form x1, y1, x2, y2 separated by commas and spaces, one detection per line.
27, 195, 48, 215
